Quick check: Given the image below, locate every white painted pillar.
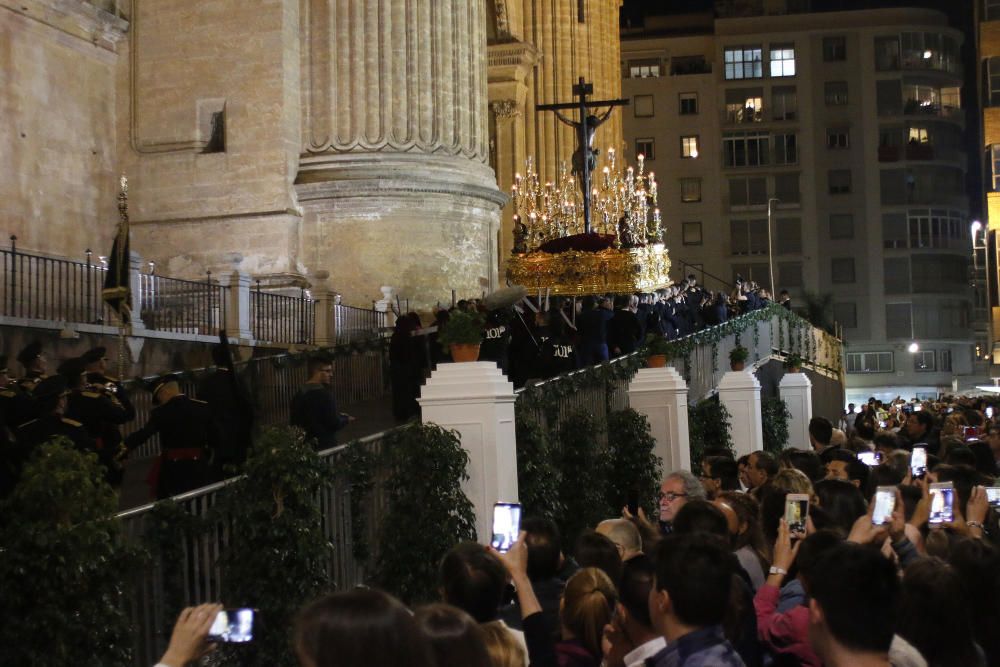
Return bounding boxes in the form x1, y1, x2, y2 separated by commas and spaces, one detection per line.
223, 271, 254, 343
374, 285, 397, 328
779, 372, 813, 449
418, 362, 518, 543
718, 370, 764, 458
628, 366, 691, 474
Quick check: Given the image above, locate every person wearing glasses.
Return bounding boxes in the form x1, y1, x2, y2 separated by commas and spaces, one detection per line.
658, 470, 706, 534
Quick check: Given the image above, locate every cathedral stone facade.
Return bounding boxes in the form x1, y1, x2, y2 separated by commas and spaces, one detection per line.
3, 0, 623, 309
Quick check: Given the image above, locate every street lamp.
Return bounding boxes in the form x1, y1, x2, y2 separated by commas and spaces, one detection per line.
767, 197, 780, 295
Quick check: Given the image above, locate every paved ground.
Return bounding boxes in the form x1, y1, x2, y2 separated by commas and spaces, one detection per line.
117, 394, 401, 510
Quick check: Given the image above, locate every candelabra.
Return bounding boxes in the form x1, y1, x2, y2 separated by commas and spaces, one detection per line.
510, 149, 661, 253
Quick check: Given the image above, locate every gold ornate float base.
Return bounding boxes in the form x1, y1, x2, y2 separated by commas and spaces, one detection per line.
506, 244, 672, 296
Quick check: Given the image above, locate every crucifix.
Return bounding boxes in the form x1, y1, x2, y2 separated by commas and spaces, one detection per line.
537, 77, 629, 234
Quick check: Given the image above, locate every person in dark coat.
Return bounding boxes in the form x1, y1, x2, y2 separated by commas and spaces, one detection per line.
12, 341, 46, 424
16, 375, 97, 456
536, 310, 577, 379
290, 354, 354, 449
608, 295, 642, 357
59, 356, 132, 485
389, 313, 425, 422
197, 343, 255, 478
125, 374, 217, 499
575, 296, 613, 366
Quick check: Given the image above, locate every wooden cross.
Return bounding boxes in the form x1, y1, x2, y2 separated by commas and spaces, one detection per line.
537, 77, 629, 234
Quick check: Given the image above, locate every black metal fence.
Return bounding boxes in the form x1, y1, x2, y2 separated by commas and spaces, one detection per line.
136, 272, 227, 335
0, 236, 116, 324
335, 303, 388, 344
250, 284, 316, 345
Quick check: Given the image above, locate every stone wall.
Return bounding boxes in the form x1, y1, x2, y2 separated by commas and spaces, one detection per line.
114, 0, 303, 278
0, 1, 126, 258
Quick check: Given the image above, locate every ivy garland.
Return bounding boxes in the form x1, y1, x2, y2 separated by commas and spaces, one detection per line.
341, 439, 375, 563
762, 397, 792, 454
752, 322, 761, 361
711, 341, 719, 374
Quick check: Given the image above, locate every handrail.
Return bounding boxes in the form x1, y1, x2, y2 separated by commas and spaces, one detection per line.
674, 259, 737, 291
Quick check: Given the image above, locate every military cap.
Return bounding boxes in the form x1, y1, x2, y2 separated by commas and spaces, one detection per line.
33, 375, 69, 401
147, 374, 179, 400
56, 357, 87, 380
80, 347, 107, 365
16, 341, 42, 366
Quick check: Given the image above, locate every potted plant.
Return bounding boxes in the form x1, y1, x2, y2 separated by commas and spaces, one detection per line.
729, 345, 750, 371
784, 353, 803, 373
438, 309, 485, 362
644, 333, 672, 368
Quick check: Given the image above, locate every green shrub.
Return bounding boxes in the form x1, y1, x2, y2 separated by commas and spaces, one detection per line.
762, 397, 791, 454
729, 345, 750, 363
555, 410, 611, 549
215, 426, 334, 667
605, 409, 663, 518
688, 398, 734, 468
514, 404, 563, 523
0, 439, 139, 667
438, 309, 485, 348
374, 423, 476, 605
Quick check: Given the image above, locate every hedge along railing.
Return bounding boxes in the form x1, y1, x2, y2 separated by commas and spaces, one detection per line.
116, 430, 394, 667
120, 337, 390, 460
514, 304, 843, 423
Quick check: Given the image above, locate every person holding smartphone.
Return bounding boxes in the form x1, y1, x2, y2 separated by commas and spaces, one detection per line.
154, 603, 223, 667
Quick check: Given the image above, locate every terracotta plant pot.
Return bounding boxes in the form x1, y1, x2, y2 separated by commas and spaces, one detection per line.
730, 360, 746, 371
450, 343, 481, 362
647, 354, 668, 368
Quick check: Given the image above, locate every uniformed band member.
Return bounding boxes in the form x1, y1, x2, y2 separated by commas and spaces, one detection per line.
58, 355, 133, 485
125, 374, 217, 500
290, 354, 354, 449
15, 340, 46, 393
15, 375, 96, 455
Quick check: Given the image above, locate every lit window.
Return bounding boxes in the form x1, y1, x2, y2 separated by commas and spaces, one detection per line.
628, 58, 661, 78
992, 146, 1000, 191
769, 44, 796, 77
681, 135, 699, 158
724, 46, 763, 80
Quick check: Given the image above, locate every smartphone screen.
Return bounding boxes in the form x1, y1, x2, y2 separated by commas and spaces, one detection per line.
929, 483, 954, 525
964, 426, 980, 441
986, 487, 1000, 509
784, 494, 809, 537
910, 446, 927, 479
858, 451, 880, 467
490, 502, 521, 553
987, 407, 994, 419
208, 608, 254, 643
872, 487, 896, 526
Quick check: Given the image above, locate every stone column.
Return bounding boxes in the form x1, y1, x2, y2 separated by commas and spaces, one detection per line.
374, 286, 397, 329
628, 365, 691, 474
310, 284, 338, 349
297, 0, 506, 311
418, 362, 518, 542
223, 271, 254, 342
718, 370, 764, 458
779, 372, 813, 450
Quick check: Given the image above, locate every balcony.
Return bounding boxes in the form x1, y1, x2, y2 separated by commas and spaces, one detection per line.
722, 107, 764, 125
902, 99, 963, 123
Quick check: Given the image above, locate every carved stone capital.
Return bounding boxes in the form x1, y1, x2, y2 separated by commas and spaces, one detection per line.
490, 100, 521, 120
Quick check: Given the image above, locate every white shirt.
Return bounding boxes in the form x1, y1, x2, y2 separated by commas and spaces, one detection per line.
624, 636, 667, 667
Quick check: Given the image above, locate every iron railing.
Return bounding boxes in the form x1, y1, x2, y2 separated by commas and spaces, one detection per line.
117, 429, 395, 667
250, 284, 315, 345
0, 236, 116, 324
136, 272, 228, 335
514, 306, 844, 438
335, 303, 388, 344
121, 340, 390, 460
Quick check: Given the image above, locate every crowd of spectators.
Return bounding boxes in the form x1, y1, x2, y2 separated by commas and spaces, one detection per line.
156, 394, 1000, 667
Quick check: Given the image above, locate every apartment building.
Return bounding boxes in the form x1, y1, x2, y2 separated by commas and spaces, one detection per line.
621, 8, 974, 402
979, 0, 1000, 368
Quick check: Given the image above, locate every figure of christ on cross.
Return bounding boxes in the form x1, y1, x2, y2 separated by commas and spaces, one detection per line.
537, 77, 629, 234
